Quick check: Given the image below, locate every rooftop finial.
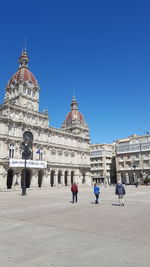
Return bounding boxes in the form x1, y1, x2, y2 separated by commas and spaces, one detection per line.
19, 49, 29, 69
71, 95, 78, 110
25, 35, 27, 52
73, 88, 75, 97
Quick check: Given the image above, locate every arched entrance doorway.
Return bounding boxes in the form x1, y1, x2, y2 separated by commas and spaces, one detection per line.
38, 170, 43, 187
7, 169, 13, 189
58, 171, 62, 184
50, 170, 55, 187
71, 171, 74, 184
65, 171, 68, 186
21, 169, 31, 188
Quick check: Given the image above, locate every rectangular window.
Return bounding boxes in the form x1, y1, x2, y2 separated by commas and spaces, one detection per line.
9, 149, 11, 158
9, 148, 14, 159
12, 149, 14, 159
28, 89, 31, 95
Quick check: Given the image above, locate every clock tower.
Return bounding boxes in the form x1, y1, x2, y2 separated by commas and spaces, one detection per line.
5, 51, 40, 112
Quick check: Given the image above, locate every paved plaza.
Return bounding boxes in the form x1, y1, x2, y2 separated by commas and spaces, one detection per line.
0, 185, 150, 267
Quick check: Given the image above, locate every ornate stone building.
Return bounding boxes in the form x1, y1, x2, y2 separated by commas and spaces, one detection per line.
0, 51, 91, 190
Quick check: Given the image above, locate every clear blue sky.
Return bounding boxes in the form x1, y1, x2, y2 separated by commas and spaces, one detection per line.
0, 0, 150, 144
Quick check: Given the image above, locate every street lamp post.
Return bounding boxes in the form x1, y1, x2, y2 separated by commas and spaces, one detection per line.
21, 144, 30, 196
22, 145, 27, 196
21, 131, 33, 196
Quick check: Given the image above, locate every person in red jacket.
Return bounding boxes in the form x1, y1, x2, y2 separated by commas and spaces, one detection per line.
71, 182, 78, 203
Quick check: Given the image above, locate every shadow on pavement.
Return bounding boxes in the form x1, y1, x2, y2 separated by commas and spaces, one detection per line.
91, 201, 97, 204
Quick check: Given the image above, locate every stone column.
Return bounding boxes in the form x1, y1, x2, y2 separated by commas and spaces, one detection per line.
61, 171, 65, 186
43, 170, 50, 186
125, 173, 129, 184
0, 166, 7, 189
54, 171, 58, 186
74, 172, 78, 184
31, 170, 38, 187
78, 171, 82, 186
117, 172, 121, 183
133, 172, 136, 184
15, 171, 21, 188
67, 171, 71, 186
85, 172, 92, 186
12, 173, 20, 189
107, 174, 111, 185
77, 169, 83, 185
41, 171, 45, 187
12, 173, 17, 186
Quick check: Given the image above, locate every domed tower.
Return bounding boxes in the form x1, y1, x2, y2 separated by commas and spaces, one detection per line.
62, 96, 89, 138
5, 51, 40, 112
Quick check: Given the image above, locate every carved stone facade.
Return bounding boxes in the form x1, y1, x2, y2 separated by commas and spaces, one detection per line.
0, 51, 91, 190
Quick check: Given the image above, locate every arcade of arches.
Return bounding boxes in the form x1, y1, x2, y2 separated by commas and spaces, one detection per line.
6, 168, 90, 189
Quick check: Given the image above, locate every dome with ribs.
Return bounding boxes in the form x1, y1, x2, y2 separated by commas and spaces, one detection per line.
7, 51, 38, 89
65, 96, 85, 124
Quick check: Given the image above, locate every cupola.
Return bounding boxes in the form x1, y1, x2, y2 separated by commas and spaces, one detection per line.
5, 51, 40, 112
61, 96, 89, 138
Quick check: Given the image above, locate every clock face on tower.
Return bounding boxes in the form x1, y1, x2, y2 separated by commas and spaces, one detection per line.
23, 131, 33, 146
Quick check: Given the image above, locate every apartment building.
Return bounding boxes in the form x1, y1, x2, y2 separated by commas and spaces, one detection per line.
90, 143, 116, 184
116, 134, 150, 184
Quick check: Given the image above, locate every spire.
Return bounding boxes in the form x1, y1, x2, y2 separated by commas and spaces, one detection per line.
71, 96, 78, 110
19, 50, 29, 69
25, 35, 27, 52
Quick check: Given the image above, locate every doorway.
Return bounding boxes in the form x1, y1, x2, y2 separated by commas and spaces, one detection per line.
7, 169, 13, 189
64, 171, 68, 186
38, 170, 43, 187
50, 170, 55, 187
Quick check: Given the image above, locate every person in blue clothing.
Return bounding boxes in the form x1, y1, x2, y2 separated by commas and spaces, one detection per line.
94, 183, 100, 204
115, 182, 126, 206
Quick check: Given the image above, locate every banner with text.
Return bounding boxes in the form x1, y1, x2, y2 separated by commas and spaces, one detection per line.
9, 159, 47, 169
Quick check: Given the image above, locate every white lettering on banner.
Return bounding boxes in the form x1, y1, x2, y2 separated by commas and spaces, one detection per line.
9, 159, 47, 168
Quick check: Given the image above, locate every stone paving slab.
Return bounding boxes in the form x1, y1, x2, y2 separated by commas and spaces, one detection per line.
0, 186, 150, 267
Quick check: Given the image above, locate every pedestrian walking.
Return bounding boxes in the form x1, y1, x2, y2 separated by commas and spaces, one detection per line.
94, 183, 100, 204
71, 182, 78, 203
115, 182, 126, 206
